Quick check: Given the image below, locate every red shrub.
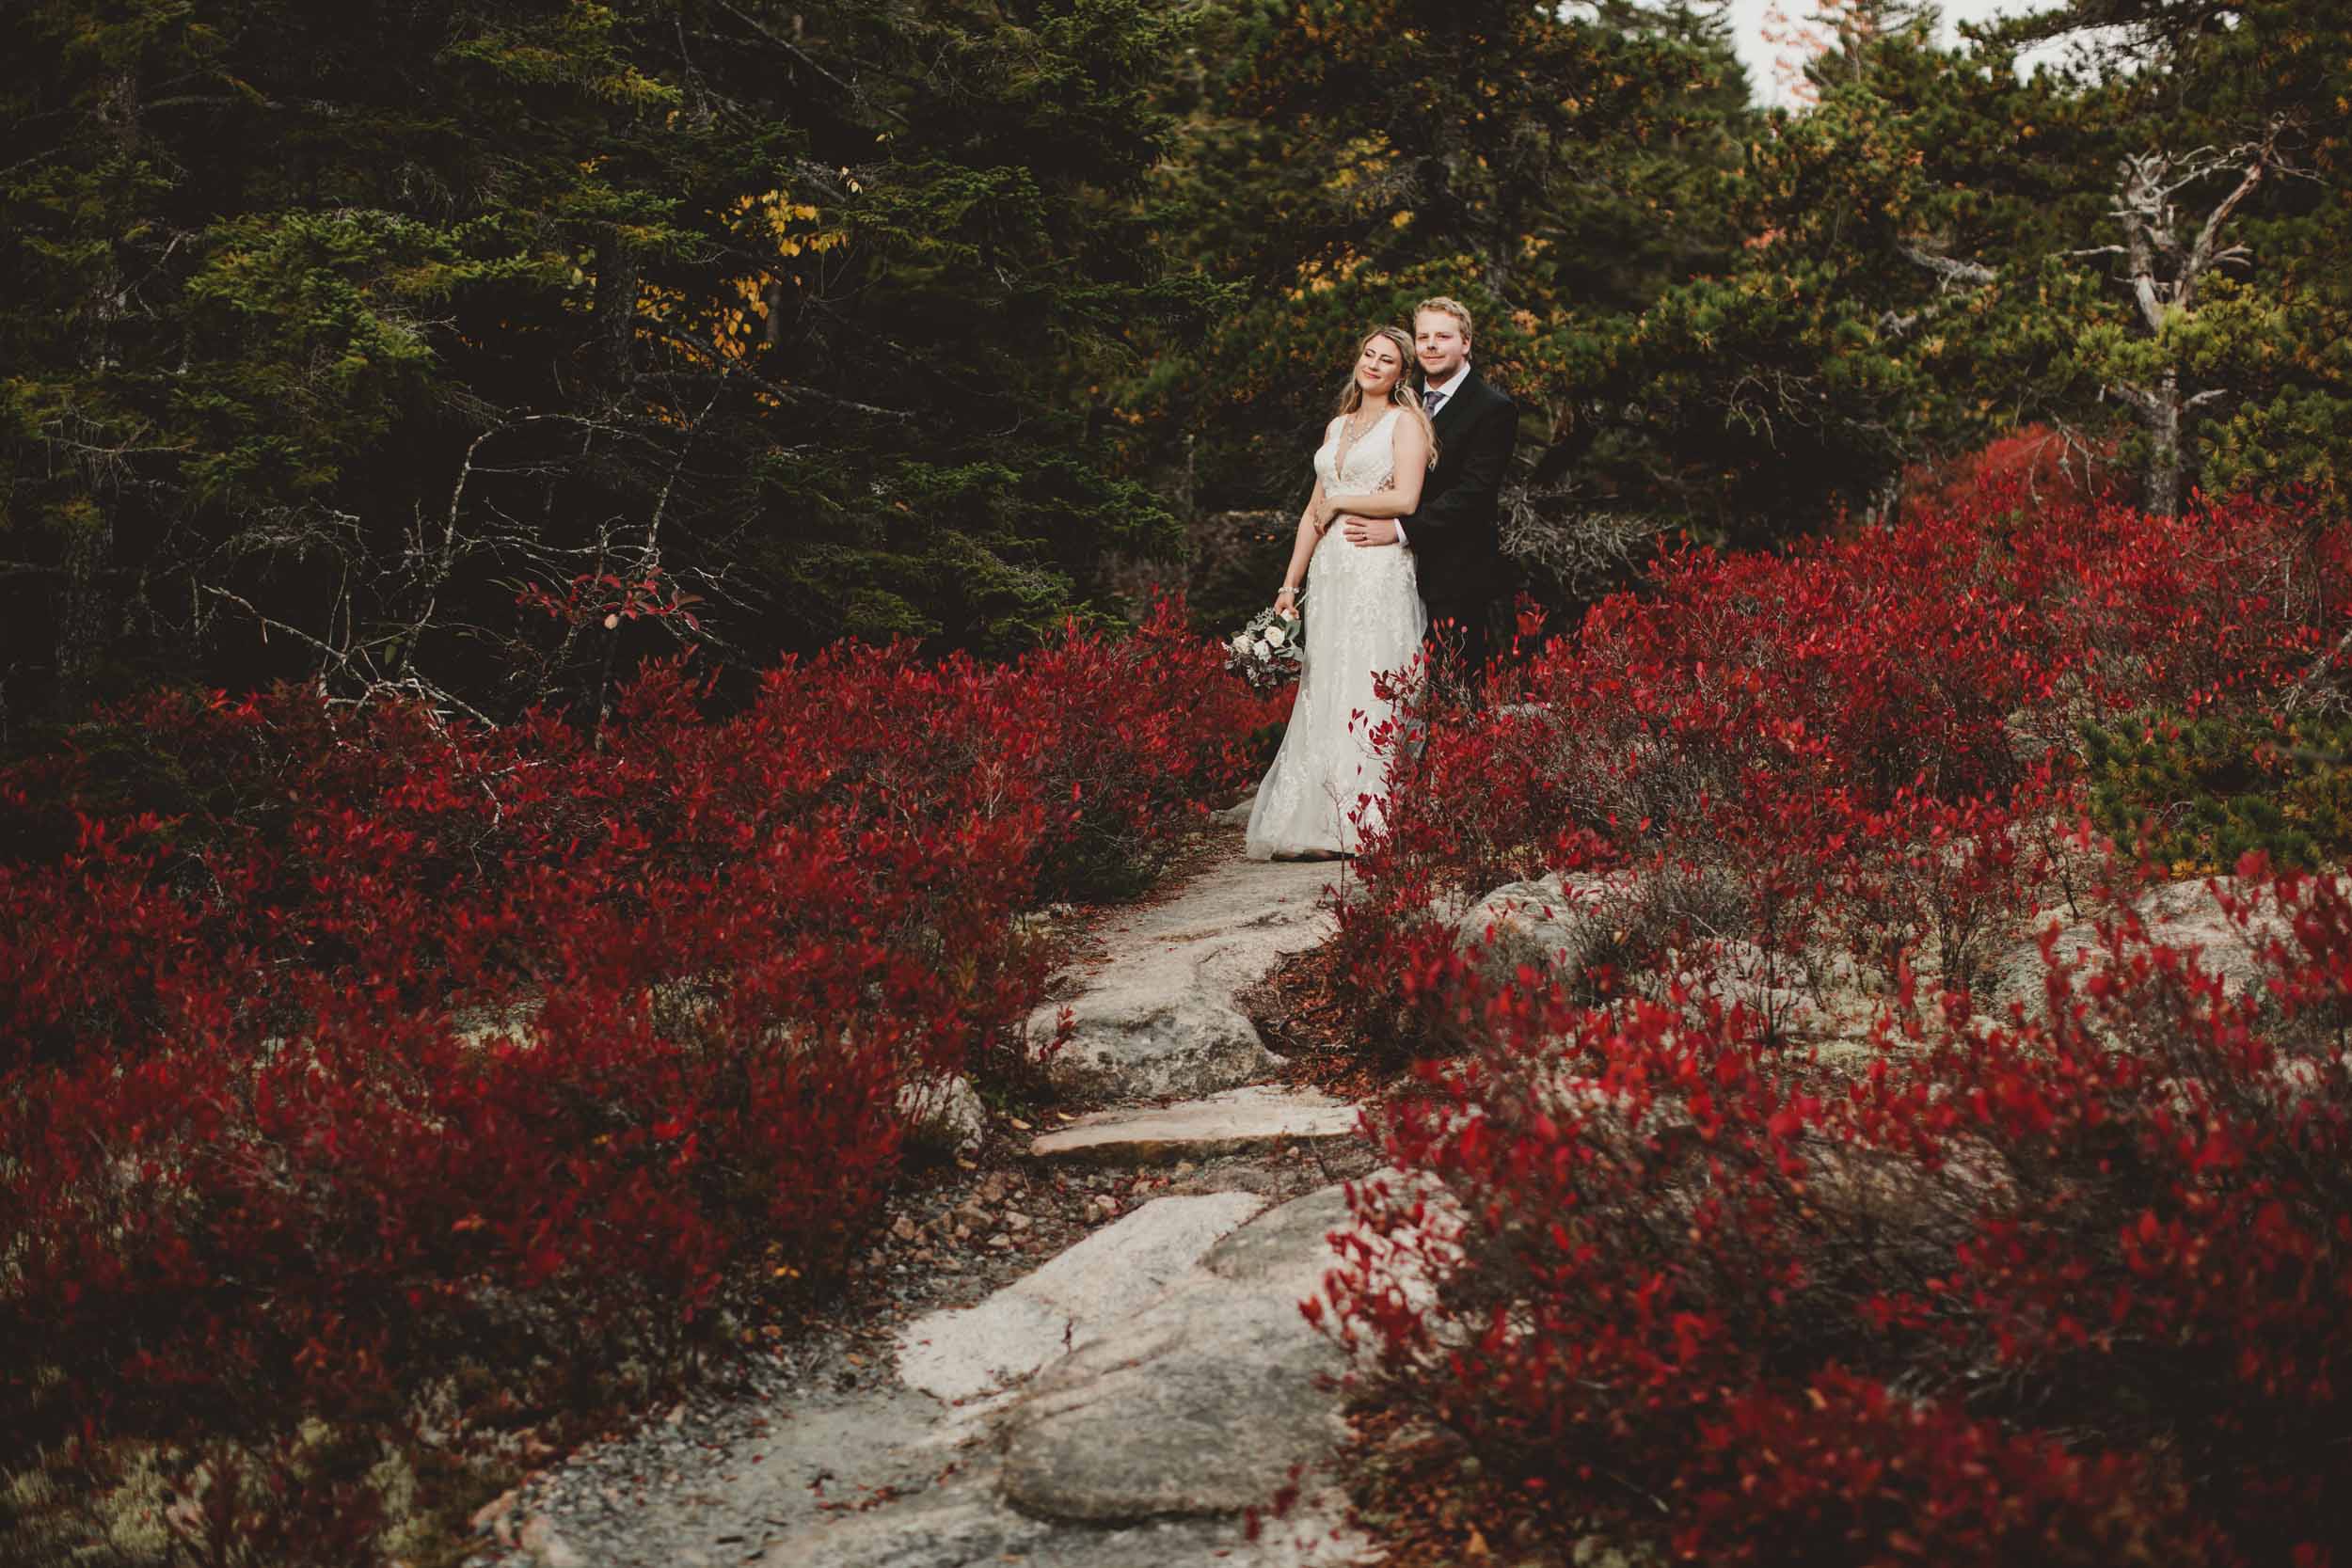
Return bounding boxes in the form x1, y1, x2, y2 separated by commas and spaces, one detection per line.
0, 600, 1274, 1540
1321, 481, 2352, 1563
1900, 423, 2124, 516
1339, 482, 2345, 1039
1670, 1370, 2212, 1565
1328, 864, 2352, 1565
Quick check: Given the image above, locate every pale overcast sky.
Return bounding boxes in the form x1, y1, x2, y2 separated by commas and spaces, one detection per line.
1724, 0, 2076, 104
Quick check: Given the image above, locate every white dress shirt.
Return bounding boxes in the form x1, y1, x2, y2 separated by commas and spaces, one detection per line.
1397, 360, 1470, 547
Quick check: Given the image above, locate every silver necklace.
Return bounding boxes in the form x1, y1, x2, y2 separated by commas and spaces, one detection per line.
1336, 402, 1387, 467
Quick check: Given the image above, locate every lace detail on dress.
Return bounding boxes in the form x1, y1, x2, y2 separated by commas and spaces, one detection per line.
1244, 409, 1428, 860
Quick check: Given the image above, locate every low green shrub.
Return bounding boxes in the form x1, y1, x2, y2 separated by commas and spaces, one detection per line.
2082, 708, 2352, 875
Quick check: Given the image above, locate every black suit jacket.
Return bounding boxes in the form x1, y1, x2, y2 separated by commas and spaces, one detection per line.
1406, 368, 1518, 617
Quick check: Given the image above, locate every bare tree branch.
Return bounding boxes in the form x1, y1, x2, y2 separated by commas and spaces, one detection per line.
1899, 245, 1998, 288
2283, 623, 2352, 716
2180, 142, 2276, 308
708, 0, 909, 126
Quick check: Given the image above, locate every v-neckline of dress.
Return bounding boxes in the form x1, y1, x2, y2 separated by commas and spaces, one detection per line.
1332, 405, 1399, 477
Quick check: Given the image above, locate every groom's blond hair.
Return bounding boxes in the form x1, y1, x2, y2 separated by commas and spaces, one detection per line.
1414, 295, 1474, 346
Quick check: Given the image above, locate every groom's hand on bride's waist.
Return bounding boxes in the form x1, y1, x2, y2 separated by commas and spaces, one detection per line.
1340, 515, 1398, 546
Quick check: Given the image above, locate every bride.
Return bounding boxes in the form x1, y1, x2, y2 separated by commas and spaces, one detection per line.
1245, 325, 1435, 861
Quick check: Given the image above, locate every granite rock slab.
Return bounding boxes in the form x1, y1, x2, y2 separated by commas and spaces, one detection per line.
1029, 1085, 1361, 1165
1034, 854, 1337, 1100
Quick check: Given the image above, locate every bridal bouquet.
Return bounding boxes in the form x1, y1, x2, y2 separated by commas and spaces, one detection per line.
1226, 603, 1303, 690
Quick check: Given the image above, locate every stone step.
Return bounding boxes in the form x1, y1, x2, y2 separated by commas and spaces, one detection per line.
783, 1185, 1371, 1567
1030, 852, 1337, 1100
895, 1190, 1267, 1407
1030, 1085, 1362, 1165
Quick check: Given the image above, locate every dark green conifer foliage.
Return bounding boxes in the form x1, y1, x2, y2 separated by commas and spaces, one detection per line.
0, 0, 1212, 721
2083, 709, 2352, 874
1703, 0, 2352, 521
8, 0, 2352, 716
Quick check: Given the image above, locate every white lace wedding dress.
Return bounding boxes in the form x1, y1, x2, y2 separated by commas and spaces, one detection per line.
1245, 407, 1427, 860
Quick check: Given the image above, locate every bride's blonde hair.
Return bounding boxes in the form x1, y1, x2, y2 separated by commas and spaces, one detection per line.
1336, 325, 1438, 466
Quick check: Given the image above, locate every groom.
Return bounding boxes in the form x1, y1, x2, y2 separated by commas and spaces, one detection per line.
1339, 295, 1518, 685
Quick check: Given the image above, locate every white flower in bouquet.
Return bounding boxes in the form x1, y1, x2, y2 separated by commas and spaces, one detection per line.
1223, 600, 1303, 689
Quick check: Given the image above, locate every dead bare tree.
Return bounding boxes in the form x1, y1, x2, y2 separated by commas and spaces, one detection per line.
2073, 119, 2293, 515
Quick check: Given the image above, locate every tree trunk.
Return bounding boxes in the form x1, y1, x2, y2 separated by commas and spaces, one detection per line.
54, 515, 116, 712
55, 69, 141, 713
2105, 139, 2274, 520
2145, 365, 2184, 517
593, 233, 641, 388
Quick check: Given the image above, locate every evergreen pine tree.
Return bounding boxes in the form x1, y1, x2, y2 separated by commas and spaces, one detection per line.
0, 0, 1214, 721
